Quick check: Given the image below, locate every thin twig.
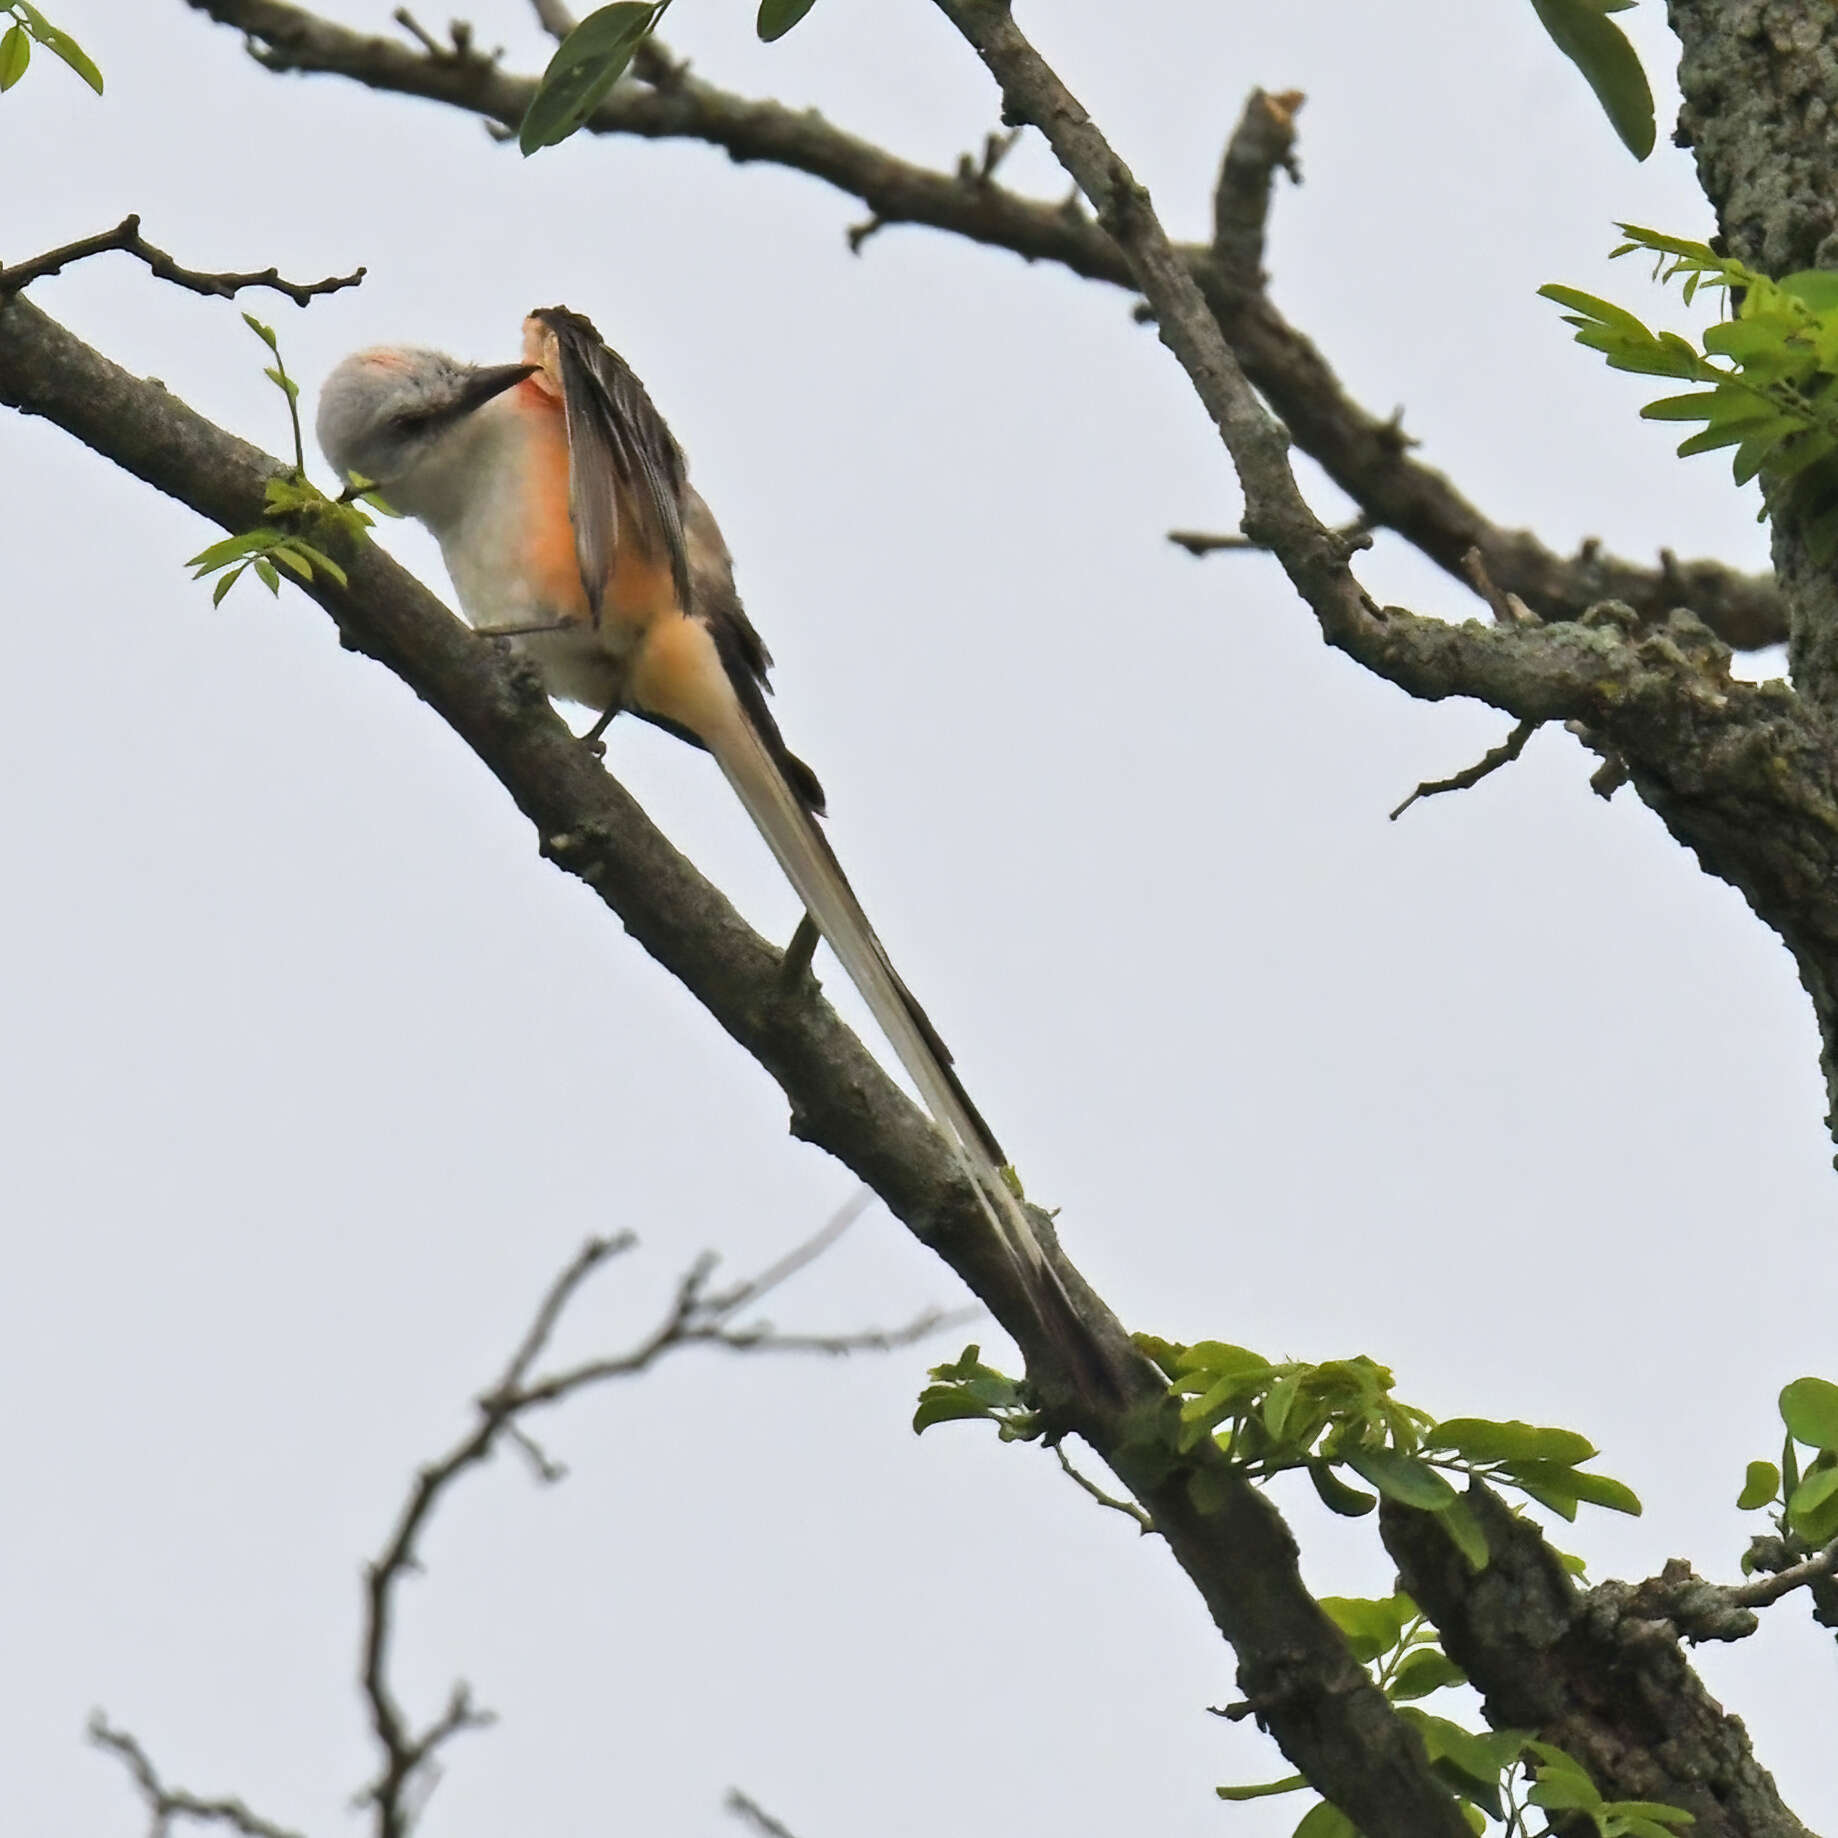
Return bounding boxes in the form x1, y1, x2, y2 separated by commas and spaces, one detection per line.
529, 0, 575, 39
1459, 546, 1539, 627
356, 1205, 962, 1837
726, 1789, 802, 1838
0, 215, 364, 305
1054, 1443, 1156, 1533
89, 1715, 307, 1838
1389, 719, 1538, 821
1730, 1536, 1838, 1609
1212, 86, 1305, 280
1170, 516, 1371, 559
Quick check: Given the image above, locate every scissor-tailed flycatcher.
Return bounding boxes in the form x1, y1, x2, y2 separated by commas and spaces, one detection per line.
317, 308, 1088, 1367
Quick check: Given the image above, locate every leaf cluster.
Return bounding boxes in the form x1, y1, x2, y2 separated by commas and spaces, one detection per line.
186, 314, 387, 606
914, 1337, 1638, 1579
0, 2, 101, 95
1143, 1336, 1639, 1568
1224, 1595, 1691, 1837
1735, 1375, 1838, 1550
1542, 225, 1838, 560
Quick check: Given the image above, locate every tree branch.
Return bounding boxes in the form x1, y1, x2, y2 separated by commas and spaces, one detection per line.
89, 1716, 308, 1838
1388, 718, 1539, 821
1583, 1540, 1838, 1648
0, 213, 364, 304
179, 0, 1786, 649
355, 1205, 958, 1837
726, 1789, 803, 1838
1383, 1492, 1815, 1838
3, 285, 1511, 1838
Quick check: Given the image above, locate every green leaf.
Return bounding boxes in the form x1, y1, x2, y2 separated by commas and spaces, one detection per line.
0, 24, 30, 90
211, 563, 247, 607
1780, 270, 1838, 313
1216, 1775, 1307, 1802
253, 557, 281, 595
1432, 1418, 1596, 1465
1605, 1801, 1697, 1828
756, 0, 817, 40
279, 538, 347, 585
519, 1, 654, 156
1345, 1446, 1458, 1511
1397, 1709, 1510, 1816
1265, 1368, 1305, 1442
1615, 223, 1718, 265
1389, 1648, 1467, 1701
1536, 283, 1653, 335
1307, 1460, 1377, 1518
1459, 1803, 1488, 1837
1319, 1592, 1413, 1663
1738, 1459, 1781, 1511
264, 365, 301, 404
1528, 0, 1656, 158
32, 19, 101, 92
186, 528, 279, 573
912, 1388, 996, 1433
241, 312, 278, 351
269, 544, 314, 582
1639, 392, 1723, 423
1131, 1332, 1186, 1378
1780, 1376, 1838, 1450
1174, 1339, 1270, 1379
1786, 1462, 1838, 1539
1291, 1800, 1357, 1838
1506, 1460, 1641, 1517
1438, 1495, 1491, 1571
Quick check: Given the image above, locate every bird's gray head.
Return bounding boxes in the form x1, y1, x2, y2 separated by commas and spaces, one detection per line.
315, 346, 537, 492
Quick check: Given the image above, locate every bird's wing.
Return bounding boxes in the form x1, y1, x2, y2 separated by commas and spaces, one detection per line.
527, 305, 691, 624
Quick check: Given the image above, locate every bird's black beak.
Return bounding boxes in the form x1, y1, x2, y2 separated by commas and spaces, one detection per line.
448, 361, 541, 421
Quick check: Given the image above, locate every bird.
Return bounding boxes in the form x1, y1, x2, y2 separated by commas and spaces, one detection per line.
316, 307, 1097, 1382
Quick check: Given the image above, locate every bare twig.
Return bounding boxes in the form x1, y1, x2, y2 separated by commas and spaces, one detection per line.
0, 214, 363, 305
1212, 86, 1305, 281
1169, 516, 1371, 559
1389, 719, 1539, 821
1459, 546, 1539, 627
1054, 1443, 1156, 1533
355, 1201, 961, 1837
1730, 1537, 1838, 1611
89, 1715, 307, 1838
727, 1789, 803, 1838
529, 0, 574, 39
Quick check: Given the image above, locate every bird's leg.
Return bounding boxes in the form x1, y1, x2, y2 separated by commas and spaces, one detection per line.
474, 618, 575, 638
583, 697, 625, 750
778, 912, 821, 990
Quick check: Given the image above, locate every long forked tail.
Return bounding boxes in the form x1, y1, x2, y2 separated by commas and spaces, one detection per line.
706, 709, 1099, 1373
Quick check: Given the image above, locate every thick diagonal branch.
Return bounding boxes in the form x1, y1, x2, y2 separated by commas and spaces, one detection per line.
0, 291, 1484, 1838
180, 0, 1784, 649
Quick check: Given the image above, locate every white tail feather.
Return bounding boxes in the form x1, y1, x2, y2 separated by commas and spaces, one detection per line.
707, 711, 1048, 1275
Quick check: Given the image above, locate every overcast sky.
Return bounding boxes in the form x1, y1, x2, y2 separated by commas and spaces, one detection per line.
4, 3, 1832, 1835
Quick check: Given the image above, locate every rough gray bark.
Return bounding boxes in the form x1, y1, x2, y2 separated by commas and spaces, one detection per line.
1384, 1491, 1814, 1838
1672, 0, 1838, 711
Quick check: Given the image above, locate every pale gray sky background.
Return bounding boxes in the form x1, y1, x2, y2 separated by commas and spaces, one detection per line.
3, 3, 1832, 1834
